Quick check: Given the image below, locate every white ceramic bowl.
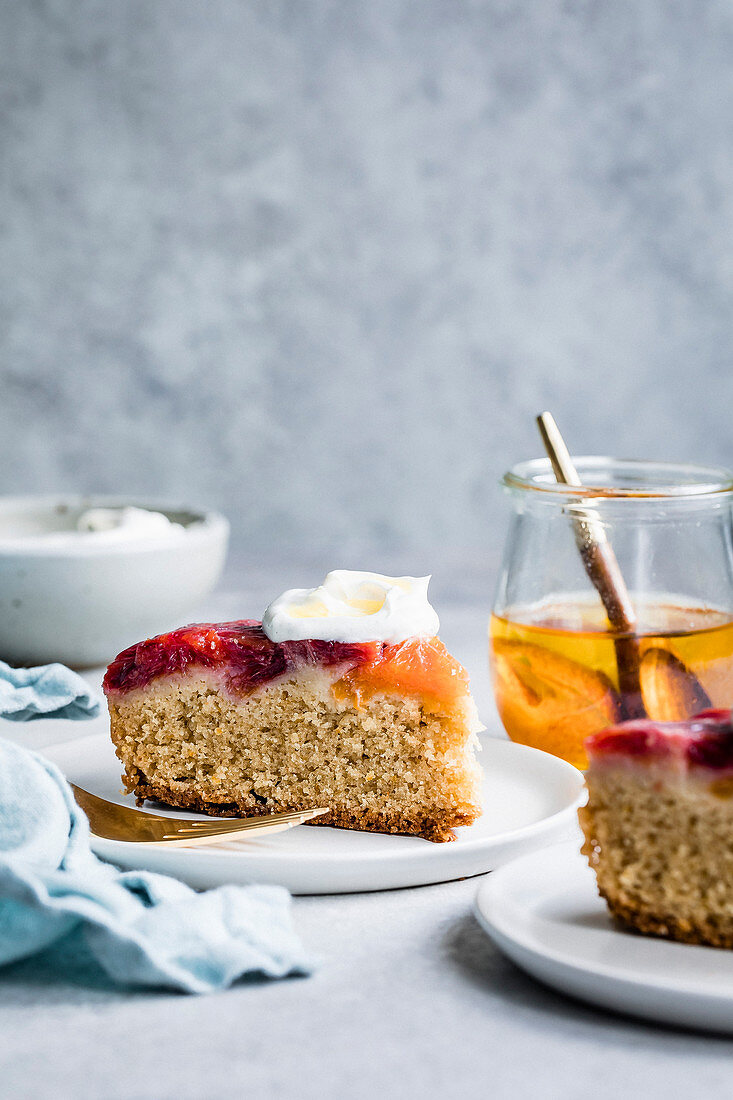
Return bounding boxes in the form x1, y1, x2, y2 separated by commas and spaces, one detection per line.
0, 496, 230, 667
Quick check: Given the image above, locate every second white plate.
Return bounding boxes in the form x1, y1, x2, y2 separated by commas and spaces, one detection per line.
475, 842, 733, 1033
44, 732, 584, 894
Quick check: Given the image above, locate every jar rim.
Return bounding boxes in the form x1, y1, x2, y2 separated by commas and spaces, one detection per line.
502, 457, 733, 500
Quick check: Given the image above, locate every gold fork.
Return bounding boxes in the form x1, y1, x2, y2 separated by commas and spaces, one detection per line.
70, 784, 327, 846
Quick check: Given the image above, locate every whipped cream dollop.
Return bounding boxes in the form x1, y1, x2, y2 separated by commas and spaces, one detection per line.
262, 570, 440, 645
75, 507, 184, 541
0, 506, 187, 547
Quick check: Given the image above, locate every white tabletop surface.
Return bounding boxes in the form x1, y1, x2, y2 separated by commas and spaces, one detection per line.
2, 578, 733, 1099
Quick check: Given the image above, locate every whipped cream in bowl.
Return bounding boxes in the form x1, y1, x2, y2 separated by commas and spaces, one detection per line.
0, 495, 229, 666
74, 506, 185, 542
0, 500, 191, 552
262, 570, 440, 645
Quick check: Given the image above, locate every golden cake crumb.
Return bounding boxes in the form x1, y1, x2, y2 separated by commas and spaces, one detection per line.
108, 668, 483, 843
580, 766, 733, 947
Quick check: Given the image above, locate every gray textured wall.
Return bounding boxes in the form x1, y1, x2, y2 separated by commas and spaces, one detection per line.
2, 1, 733, 574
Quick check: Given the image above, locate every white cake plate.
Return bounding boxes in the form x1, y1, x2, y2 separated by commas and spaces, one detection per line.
475, 842, 733, 1034
45, 732, 584, 895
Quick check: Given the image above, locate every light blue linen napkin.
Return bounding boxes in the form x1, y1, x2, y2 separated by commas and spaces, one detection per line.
0, 658, 100, 721
0, 663, 312, 993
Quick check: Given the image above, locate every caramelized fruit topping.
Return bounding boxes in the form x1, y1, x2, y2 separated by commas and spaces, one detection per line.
586, 708, 733, 770
336, 636, 469, 711
104, 622, 463, 707
104, 621, 378, 695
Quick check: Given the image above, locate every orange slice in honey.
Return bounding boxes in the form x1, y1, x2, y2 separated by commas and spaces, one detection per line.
491, 639, 621, 769
639, 646, 712, 722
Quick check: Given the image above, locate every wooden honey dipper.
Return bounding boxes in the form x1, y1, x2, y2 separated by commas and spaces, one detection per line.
536, 413, 714, 723
536, 412, 646, 719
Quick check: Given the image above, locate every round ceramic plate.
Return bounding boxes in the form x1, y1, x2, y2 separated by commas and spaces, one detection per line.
475, 842, 733, 1034
45, 733, 584, 895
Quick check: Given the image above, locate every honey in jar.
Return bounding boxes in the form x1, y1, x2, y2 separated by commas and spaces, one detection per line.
490, 599, 733, 769
492, 457, 733, 768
